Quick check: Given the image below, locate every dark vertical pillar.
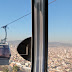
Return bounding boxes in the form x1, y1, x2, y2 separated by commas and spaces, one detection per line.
31, 0, 48, 72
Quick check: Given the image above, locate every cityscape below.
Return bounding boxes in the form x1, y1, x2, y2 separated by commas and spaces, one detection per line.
0, 40, 31, 72
48, 42, 72, 72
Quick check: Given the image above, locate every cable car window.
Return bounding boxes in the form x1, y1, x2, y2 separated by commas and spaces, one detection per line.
0, 46, 3, 48
48, 0, 72, 72
0, 0, 32, 72
3, 45, 9, 48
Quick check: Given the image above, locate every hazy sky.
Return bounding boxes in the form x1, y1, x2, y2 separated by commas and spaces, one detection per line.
0, 0, 32, 41
49, 0, 72, 43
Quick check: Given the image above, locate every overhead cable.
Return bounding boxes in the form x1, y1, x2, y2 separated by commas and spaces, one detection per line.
48, 0, 56, 5
1, 12, 31, 28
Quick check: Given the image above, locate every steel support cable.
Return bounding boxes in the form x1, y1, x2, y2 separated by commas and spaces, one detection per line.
0, 12, 31, 29
0, 12, 31, 42
48, 0, 56, 5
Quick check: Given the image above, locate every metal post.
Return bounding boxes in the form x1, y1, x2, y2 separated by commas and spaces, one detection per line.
1, 25, 7, 43
31, 0, 48, 72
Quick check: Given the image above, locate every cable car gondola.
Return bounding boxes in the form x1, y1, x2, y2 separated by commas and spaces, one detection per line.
0, 25, 11, 65
0, 42, 11, 59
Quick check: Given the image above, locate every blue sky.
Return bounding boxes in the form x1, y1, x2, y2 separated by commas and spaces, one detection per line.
49, 0, 72, 43
0, 0, 32, 41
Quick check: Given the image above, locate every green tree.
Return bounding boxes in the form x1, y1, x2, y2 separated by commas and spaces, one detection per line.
3, 67, 9, 72
12, 65, 19, 72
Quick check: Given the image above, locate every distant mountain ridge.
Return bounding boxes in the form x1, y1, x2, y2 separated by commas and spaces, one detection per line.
48, 42, 72, 47
8, 40, 22, 47
7, 41, 72, 47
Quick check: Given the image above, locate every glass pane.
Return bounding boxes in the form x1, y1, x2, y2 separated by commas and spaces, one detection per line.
0, 46, 3, 48
48, 0, 72, 72
0, 0, 32, 72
